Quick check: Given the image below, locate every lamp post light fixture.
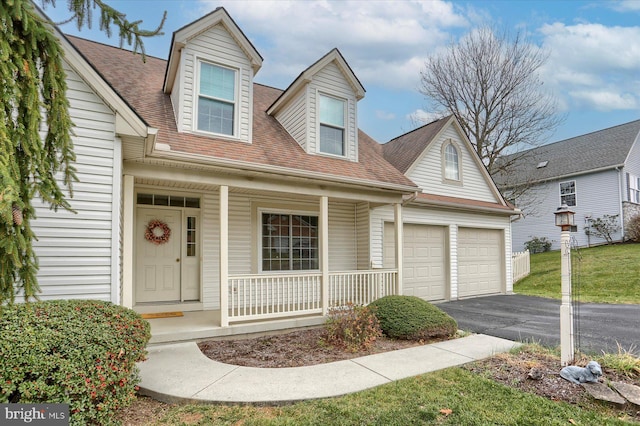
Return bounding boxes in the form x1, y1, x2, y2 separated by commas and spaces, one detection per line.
554, 204, 575, 365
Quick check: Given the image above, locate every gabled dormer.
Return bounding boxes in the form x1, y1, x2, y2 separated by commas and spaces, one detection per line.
163, 8, 262, 143
267, 49, 365, 162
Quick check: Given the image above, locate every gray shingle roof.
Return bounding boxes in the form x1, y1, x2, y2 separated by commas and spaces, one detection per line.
494, 119, 640, 187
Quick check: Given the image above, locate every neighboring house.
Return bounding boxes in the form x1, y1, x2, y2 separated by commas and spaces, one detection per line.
32, 7, 517, 340
495, 119, 640, 251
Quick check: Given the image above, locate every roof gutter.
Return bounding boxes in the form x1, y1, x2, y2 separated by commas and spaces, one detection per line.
409, 196, 521, 216
147, 148, 418, 194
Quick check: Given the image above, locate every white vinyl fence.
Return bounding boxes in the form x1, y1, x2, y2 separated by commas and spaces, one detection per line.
512, 249, 531, 282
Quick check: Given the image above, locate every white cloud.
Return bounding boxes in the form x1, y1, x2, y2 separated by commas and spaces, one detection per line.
568, 90, 637, 110
609, 0, 640, 12
539, 22, 640, 111
198, 0, 468, 91
407, 109, 440, 126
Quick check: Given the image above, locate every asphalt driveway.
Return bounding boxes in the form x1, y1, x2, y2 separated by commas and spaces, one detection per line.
438, 295, 640, 356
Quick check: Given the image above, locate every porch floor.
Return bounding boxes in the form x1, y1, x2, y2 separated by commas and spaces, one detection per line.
147, 310, 326, 344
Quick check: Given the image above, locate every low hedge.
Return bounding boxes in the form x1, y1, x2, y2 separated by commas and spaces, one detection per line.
369, 295, 457, 340
0, 300, 150, 425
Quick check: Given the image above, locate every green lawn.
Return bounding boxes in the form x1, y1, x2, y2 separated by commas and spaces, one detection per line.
514, 243, 640, 304
151, 367, 631, 425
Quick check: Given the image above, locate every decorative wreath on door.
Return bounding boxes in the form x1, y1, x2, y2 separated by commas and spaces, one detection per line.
145, 219, 171, 245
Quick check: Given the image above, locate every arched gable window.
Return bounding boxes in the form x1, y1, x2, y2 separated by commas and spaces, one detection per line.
443, 141, 461, 182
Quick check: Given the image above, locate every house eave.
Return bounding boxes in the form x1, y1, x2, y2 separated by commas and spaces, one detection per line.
409, 196, 520, 216
147, 148, 417, 195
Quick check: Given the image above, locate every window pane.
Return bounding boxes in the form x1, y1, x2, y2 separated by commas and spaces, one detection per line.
186, 217, 196, 257
320, 95, 344, 127
320, 125, 344, 156
198, 97, 234, 135
169, 196, 185, 207
560, 182, 575, 195
137, 193, 153, 205
200, 62, 235, 101
185, 197, 200, 208
262, 213, 318, 271
560, 181, 576, 206
154, 194, 169, 206
444, 144, 459, 180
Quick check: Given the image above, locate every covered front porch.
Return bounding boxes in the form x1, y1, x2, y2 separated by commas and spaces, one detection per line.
120, 163, 410, 338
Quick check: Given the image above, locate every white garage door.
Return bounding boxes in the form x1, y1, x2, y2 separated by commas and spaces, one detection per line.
383, 223, 447, 301
458, 228, 503, 297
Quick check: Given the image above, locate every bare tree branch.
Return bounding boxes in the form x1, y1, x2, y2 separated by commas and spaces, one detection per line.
419, 26, 565, 180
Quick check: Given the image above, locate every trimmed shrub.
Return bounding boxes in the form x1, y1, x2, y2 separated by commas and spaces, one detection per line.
524, 236, 552, 254
325, 303, 382, 352
369, 295, 457, 341
0, 300, 150, 425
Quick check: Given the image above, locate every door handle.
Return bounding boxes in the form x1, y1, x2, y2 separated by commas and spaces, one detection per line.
176, 258, 180, 262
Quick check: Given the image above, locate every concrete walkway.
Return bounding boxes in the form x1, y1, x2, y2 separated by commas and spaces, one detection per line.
138, 334, 519, 404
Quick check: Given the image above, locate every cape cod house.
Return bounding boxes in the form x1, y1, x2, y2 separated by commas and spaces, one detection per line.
495, 120, 640, 251
34, 7, 518, 342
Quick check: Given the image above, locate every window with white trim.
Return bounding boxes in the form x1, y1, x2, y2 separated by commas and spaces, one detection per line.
197, 62, 236, 136
319, 94, 345, 156
629, 173, 640, 204
261, 213, 319, 271
443, 141, 461, 181
560, 181, 576, 206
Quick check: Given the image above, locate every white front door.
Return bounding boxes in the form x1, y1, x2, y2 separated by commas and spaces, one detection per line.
136, 209, 182, 303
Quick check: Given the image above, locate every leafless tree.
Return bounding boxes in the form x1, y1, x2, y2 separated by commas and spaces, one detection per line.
419, 26, 564, 177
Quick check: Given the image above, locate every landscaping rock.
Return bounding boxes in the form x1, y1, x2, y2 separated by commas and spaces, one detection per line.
581, 382, 626, 405
610, 381, 640, 406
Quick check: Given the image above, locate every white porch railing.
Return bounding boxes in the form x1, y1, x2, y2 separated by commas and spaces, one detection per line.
228, 269, 397, 323
328, 269, 397, 306
512, 249, 531, 282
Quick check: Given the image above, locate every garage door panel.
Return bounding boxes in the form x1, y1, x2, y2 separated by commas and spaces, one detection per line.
384, 223, 447, 301
458, 228, 503, 297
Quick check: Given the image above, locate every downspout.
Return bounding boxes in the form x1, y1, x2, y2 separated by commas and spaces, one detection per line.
402, 191, 419, 206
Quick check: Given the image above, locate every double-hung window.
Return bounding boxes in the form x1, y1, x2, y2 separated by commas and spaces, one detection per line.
629, 174, 640, 203
319, 94, 345, 156
560, 181, 576, 206
444, 142, 460, 181
261, 213, 319, 271
197, 62, 236, 136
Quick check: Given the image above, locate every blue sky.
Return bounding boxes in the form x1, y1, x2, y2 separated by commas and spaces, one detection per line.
42, 0, 640, 146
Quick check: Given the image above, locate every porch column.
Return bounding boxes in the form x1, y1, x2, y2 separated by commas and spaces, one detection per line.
219, 185, 229, 327
121, 175, 135, 308
394, 203, 403, 295
320, 196, 329, 315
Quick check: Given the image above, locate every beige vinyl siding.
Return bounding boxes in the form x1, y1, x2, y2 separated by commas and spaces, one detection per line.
408, 126, 495, 202
201, 192, 220, 309
309, 63, 358, 161
181, 24, 253, 142
31, 61, 118, 301
228, 194, 252, 276
371, 205, 513, 298
273, 90, 307, 150
328, 202, 358, 271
